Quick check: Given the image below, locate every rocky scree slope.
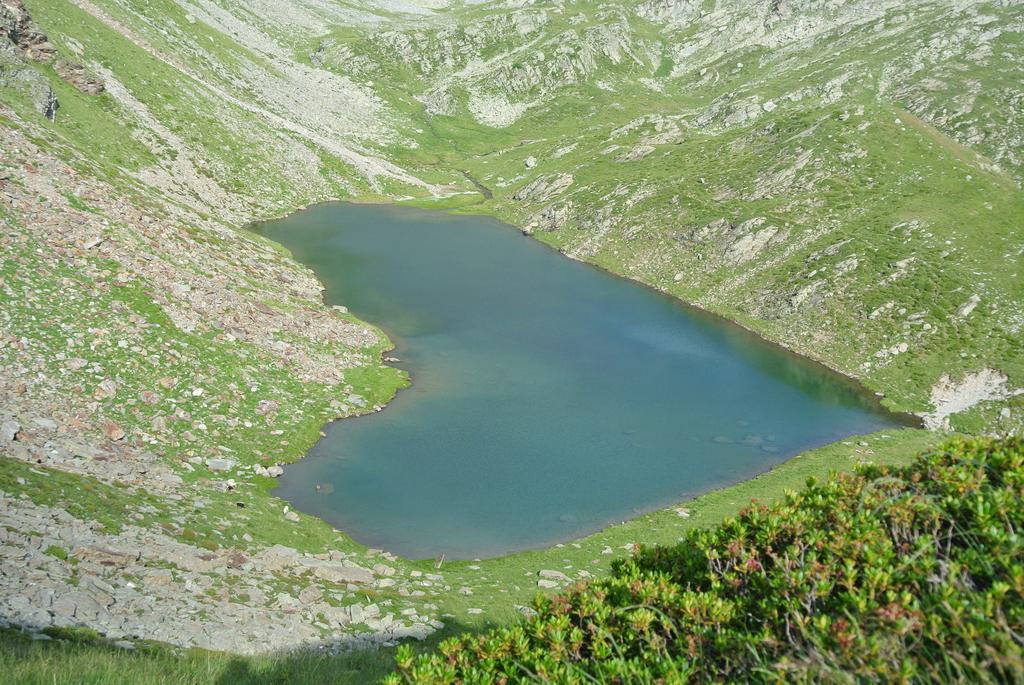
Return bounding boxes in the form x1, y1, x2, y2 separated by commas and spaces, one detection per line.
0, 0, 1021, 658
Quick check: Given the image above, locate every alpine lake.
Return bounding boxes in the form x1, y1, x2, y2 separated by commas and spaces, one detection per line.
256, 203, 906, 560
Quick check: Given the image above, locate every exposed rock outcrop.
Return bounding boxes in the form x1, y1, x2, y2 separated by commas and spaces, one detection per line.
0, 0, 59, 118
54, 59, 104, 95
0, 41, 57, 119
925, 369, 1022, 431
513, 173, 574, 203
0, 0, 56, 62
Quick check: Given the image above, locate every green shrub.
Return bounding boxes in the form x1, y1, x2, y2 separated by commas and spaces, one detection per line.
43, 545, 67, 561
391, 438, 1024, 683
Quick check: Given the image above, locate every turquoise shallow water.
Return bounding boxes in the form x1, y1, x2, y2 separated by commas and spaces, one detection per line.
256, 203, 903, 560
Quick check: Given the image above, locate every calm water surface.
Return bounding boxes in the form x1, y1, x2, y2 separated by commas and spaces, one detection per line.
257, 203, 902, 559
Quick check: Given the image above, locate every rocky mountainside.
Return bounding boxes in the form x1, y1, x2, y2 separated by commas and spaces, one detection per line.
0, 0, 1021, 658
324, 0, 1023, 433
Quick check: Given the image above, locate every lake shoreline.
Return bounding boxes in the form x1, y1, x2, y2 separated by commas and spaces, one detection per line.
411, 196, 930, 426
253, 199, 920, 561
256, 196, 923, 428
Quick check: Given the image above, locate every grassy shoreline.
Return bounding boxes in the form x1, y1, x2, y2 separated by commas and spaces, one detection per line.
225, 193, 944, 619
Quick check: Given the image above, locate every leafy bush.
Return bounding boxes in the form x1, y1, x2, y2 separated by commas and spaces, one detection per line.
390, 438, 1024, 683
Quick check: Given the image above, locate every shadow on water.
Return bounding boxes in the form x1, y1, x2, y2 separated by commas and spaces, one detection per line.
668, 302, 920, 424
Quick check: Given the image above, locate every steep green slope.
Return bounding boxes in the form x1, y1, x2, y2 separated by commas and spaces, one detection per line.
6, 0, 1020, 432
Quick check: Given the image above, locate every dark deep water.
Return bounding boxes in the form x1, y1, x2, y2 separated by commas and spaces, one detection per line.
256, 202, 903, 560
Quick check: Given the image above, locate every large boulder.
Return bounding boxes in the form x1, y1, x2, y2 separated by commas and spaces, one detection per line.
257, 544, 301, 572
0, 42, 58, 119
298, 558, 374, 584
55, 60, 105, 95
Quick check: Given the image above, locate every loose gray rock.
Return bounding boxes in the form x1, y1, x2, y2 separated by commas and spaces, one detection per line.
206, 458, 236, 472
538, 569, 570, 581
299, 558, 374, 584
1, 418, 19, 441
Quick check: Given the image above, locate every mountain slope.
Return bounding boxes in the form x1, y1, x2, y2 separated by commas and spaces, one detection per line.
0, 0, 1021, 660
311, 0, 1024, 432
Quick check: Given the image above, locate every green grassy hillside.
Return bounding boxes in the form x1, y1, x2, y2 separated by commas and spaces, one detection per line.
327, 0, 1024, 433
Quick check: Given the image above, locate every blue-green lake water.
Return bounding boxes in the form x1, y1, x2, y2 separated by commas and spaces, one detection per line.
257, 203, 904, 560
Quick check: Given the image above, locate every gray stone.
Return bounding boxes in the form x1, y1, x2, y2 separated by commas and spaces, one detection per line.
206, 458, 236, 472
538, 569, 570, 581
31, 417, 57, 431
348, 604, 365, 624
323, 606, 351, 627
1, 419, 19, 441
393, 623, 433, 640
0, 54, 58, 120
299, 558, 374, 584
297, 585, 321, 605
259, 544, 300, 571
957, 294, 981, 318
